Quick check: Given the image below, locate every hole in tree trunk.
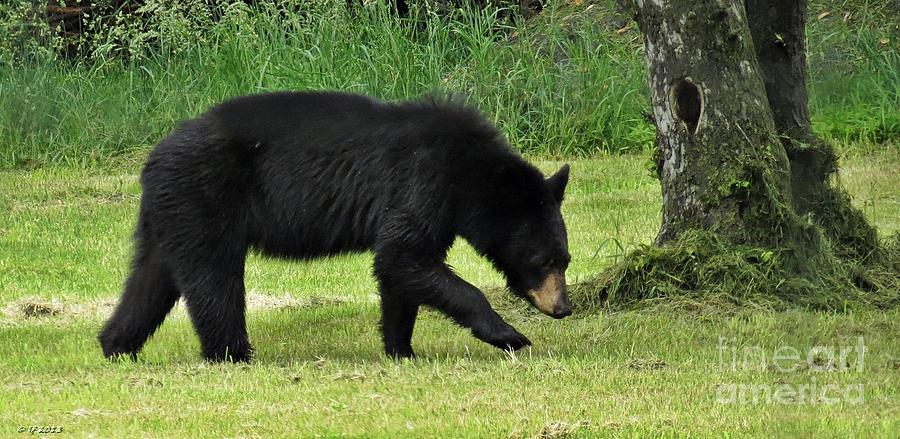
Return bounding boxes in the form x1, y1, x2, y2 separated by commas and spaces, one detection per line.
670, 78, 703, 134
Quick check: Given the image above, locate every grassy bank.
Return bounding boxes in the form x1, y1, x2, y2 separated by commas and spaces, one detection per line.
1, 0, 898, 168
1, 151, 899, 436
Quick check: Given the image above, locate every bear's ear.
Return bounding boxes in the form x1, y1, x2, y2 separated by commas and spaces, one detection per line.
546, 164, 570, 202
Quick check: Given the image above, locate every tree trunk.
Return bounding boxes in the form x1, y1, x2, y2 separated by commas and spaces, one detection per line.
744, 0, 810, 141
582, 0, 897, 308
745, 0, 878, 259
621, 0, 822, 271
612, 0, 836, 277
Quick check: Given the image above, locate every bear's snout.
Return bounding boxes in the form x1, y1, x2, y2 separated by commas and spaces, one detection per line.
527, 271, 571, 319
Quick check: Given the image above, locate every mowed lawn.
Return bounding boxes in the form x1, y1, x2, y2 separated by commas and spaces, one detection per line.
1, 150, 899, 437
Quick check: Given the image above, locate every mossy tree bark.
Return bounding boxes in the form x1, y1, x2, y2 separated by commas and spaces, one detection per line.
745, 0, 878, 259
580, 0, 896, 308
620, 0, 823, 273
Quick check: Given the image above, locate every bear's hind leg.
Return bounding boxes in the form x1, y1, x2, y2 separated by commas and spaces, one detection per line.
99, 243, 181, 360
175, 258, 253, 363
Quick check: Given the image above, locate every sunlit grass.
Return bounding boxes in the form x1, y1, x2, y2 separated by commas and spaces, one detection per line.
1, 152, 898, 436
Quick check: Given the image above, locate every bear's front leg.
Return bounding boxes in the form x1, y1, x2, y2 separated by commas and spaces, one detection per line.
374, 243, 531, 357
379, 294, 419, 359
421, 267, 531, 352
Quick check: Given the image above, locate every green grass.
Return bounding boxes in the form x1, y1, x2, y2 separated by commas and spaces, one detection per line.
1, 1, 899, 435
2, 151, 899, 437
0, 2, 651, 167
807, 1, 900, 146
1, 0, 897, 167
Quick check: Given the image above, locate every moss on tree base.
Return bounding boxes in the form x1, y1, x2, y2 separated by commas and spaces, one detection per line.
570, 230, 900, 312
779, 132, 880, 261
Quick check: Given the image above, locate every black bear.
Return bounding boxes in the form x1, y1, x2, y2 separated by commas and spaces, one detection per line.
99, 91, 571, 362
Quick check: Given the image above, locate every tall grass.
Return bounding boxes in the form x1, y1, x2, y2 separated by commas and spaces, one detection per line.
807, 0, 900, 146
0, 2, 649, 168
0, 0, 896, 168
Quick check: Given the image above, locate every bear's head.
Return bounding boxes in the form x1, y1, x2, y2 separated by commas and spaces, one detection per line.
467, 163, 572, 319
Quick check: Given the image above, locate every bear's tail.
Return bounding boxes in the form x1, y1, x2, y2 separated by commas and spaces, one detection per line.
98, 232, 181, 360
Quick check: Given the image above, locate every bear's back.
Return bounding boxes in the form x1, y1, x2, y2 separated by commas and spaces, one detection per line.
206, 91, 386, 145
204, 92, 502, 154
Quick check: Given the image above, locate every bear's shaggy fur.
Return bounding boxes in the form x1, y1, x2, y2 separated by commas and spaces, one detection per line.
99, 91, 571, 361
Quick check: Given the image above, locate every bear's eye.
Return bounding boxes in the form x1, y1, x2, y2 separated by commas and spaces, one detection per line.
541, 259, 555, 269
